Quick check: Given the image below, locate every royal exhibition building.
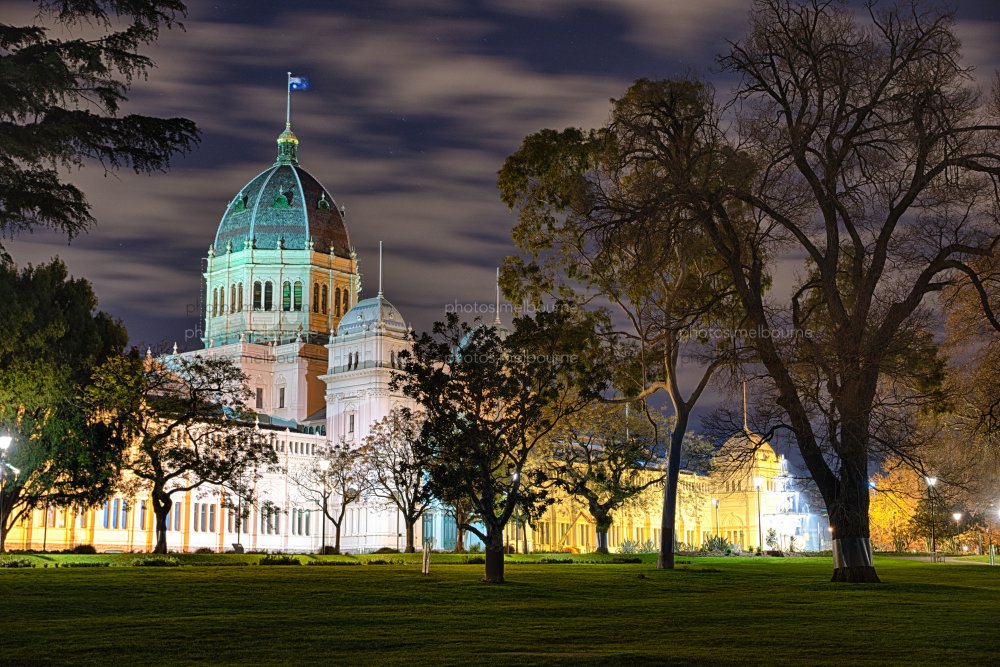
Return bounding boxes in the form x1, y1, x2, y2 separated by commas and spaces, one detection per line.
4, 124, 830, 556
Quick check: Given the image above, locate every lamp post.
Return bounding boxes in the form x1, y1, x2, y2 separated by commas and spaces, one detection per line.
952, 512, 963, 553
0, 433, 11, 553
925, 476, 937, 560
753, 477, 764, 552
711, 498, 720, 539
319, 458, 330, 555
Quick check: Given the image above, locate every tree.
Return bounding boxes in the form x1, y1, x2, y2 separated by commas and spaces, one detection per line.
361, 408, 432, 553
868, 463, 923, 552
0, 259, 128, 551
542, 401, 666, 553
290, 442, 364, 554
0, 0, 199, 258
499, 81, 750, 569
396, 310, 609, 583
710, 0, 1000, 582
87, 352, 275, 553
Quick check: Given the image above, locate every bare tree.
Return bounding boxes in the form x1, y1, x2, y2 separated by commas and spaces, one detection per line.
361, 408, 433, 553
290, 442, 364, 554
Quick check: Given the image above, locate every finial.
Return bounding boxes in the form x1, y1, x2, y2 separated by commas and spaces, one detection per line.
172, 341, 178, 355
146, 347, 152, 358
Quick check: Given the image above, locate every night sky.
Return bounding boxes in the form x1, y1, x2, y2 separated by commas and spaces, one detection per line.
5, 0, 1000, 420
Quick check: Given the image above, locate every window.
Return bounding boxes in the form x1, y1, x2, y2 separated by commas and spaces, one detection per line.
255, 387, 264, 409
238, 282, 243, 312
230, 284, 236, 313
173, 502, 183, 531
348, 414, 355, 434
282, 281, 292, 311
201, 504, 209, 532
293, 281, 303, 311
139, 501, 146, 531
313, 283, 320, 313
278, 387, 285, 409
264, 281, 274, 311
78, 506, 88, 529
121, 500, 128, 529
192, 503, 200, 532
218, 286, 225, 314
335, 287, 341, 316
253, 281, 262, 310
321, 285, 328, 314
112, 499, 120, 529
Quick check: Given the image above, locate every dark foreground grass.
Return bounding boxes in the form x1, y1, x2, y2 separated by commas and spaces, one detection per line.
1, 556, 997, 666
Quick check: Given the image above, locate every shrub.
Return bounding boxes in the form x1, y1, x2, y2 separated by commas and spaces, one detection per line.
306, 560, 360, 566
467, 543, 483, 554
538, 557, 573, 564
701, 535, 733, 553
60, 561, 110, 568
71, 544, 97, 554
259, 554, 301, 566
133, 556, 180, 567
0, 558, 35, 568
463, 555, 485, 564
365, 558, 402, 565
609, 557, 642, 564
619, 539, 658, 555
373, 547, 399, 554
319, 545, 341, 555
194, 547, 216, 554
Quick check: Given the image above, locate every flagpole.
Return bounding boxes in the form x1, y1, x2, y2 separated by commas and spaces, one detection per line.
286, 71, 292, 127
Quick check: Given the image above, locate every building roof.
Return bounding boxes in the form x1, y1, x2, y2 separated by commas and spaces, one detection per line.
337, 294, 408, 337
212, 125, 351, 256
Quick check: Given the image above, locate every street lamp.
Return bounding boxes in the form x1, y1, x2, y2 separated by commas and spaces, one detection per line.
319, 458, 331, 555
0, 433, 12, 553
925, 476, 938, 559
753, 477, 764, 552
953, 512, 963, 552
711, 498, 720, 539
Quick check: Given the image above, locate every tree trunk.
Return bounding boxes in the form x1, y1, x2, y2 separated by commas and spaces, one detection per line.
483, 529, 505, 583
153, 494, 172, 554
404, 517, 416, 553
455, 523, 466, 552
595, 515, 611, 554
333, 522, 342, 555
657, 413, 688, 569
828, 450, 880, 583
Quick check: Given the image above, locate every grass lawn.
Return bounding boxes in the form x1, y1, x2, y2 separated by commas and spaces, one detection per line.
1, 555, 998, 666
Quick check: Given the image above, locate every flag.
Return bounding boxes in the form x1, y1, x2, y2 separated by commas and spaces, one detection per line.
288, 75, 310, 91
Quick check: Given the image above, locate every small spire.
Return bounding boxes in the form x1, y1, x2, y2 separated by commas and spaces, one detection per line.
172, 341, 178, 355
378, 241, 384, 298
743, 381, 749, 433
494, 267, 502, 326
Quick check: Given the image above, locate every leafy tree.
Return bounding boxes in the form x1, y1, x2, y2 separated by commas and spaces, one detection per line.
542, 401, 666, 553
361, 408, 432, 553
499, 80, 750, 569
289, 442, 364, 555
396, 310, 609, 583
86, 352, 274, 553
868, 463, 923, 552
0, 259, 128, 551
0, 0, 199, 258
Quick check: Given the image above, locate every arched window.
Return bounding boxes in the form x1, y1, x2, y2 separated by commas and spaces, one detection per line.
321, 285, 328, 314
230, 284, 236, 313
264, 281, 274, 311
253, 281, 262, 310
211, 288, 217, 318
218, 286, 225, 315
238, 283, 244, 312
312, 283, 320, 313
334, 287, 341, 316
293, 281, 303, 311
282, 281, 292, 311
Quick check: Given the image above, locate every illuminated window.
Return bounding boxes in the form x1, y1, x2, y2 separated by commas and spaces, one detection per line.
293, 281, 303, 311
282, 281, 292, 311
321, 285, 328, 314
335, 287, 341, 316
313, 283, 320, 313
264, 281, 274, 311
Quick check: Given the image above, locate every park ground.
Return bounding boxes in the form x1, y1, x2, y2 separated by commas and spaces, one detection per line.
1, 554, 998, 666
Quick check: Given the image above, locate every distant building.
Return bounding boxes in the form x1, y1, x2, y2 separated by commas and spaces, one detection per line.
6, 126, 828, 554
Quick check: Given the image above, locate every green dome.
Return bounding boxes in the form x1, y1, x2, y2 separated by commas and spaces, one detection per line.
213, 127, 351, 256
